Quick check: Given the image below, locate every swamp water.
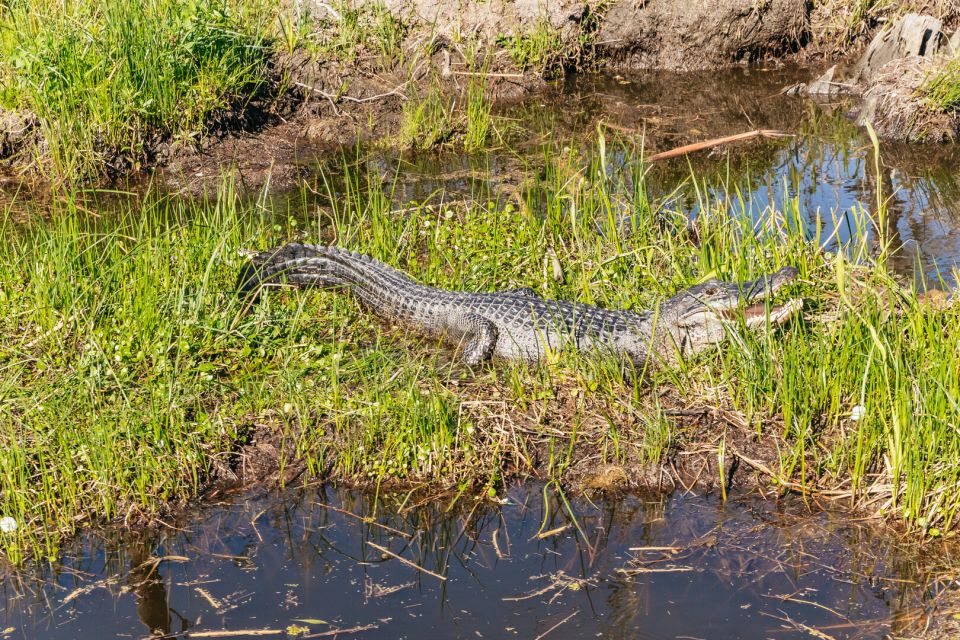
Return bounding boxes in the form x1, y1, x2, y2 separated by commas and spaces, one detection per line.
0, 483, 945, 639
4, 67, 960, 638
348, 66, 960, 289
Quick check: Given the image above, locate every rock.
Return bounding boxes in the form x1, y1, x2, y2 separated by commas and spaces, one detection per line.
804, 64, 857, 96
855, 56, 960, 143
850, 13, 949, 84
949, 28, 960, 56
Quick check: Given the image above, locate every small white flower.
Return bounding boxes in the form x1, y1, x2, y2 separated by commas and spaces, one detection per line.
850, 404, 866, 421
0, 516, 17, 533
283, 403, 294, 414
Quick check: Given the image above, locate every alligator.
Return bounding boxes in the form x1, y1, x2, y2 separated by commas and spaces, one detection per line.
237, 243, 802, 368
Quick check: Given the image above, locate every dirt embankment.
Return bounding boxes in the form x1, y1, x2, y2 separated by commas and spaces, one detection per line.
3, 0, 814, 191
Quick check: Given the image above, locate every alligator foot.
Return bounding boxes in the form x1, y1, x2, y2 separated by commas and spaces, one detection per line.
451, 313, 499, 366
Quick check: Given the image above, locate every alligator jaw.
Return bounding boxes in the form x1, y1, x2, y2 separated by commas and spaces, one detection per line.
741, 266, 800, 303
731, 266, 801, 327
739, 297, 803, 328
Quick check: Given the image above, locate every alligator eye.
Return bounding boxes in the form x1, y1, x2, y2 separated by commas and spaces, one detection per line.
704, 286, 719, 296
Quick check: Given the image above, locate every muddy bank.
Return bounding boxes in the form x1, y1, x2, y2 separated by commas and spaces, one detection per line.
0, 108, 36, 167
361, 0, 810, 70
1, 0, 815, 188
857, 56, 960, 143
4, 0, 960, 186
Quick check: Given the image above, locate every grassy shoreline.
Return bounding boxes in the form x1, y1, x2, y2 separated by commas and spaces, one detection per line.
2, 134, 959, 561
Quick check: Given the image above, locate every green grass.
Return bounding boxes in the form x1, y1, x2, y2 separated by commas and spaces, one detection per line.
398, 86, 458, 150
297, 0, 406, 69
0, 0, 275, 181
925, 57, 960, 112
3, 132, 960, 562
396, 74, 496, 151
497, 20, 567, 75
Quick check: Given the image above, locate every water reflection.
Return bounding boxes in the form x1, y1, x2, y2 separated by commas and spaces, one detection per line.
312, 68, 960, 289
0, 483, 946, 639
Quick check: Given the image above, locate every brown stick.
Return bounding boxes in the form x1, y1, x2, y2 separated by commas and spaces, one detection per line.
316, 502, 412, 539
533, 611, 579, 640
303, 624, 380, 638
367, 542, 447, 582
647, 129, 793, 162
188, 631, 283, 638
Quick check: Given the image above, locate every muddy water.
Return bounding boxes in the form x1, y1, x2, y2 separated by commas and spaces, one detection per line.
344, 66, 960, 289
0, 483, 941, 639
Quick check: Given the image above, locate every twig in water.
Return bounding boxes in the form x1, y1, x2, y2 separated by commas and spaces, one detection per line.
533, 610, 579, 640
303, 624, 379, 638
187, 630, 283, 638
317, 502, 412, 539
647, 129, 793, 162
367, 541, 447, 582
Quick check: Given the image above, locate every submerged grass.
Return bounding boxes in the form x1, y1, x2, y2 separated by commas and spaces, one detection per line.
2, 132, 960, 561
396, 73, 497, 152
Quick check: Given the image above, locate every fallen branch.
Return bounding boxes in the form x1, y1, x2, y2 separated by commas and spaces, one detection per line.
450, 71, 526, 79
303, 624, 380, 638
367, 541, 447, 582
647, 129, 793, 162
188, 631, 283, 638
294, 81, 409, 106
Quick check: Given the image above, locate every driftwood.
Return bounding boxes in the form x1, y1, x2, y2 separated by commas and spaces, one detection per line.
647, 129, 793, 162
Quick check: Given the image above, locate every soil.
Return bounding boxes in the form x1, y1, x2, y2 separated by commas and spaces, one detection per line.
596, 0, 809, 70
194, 334, 817, 509
0, 0, 816, 189
0, 107, 36, 166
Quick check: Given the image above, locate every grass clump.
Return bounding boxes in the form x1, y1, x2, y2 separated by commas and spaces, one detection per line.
924, 57, 960, 112
299, 0, 406, 69
497, 19, 567, 75
397, 75, 497, 151
398, 87, 457, 150
0, 0, 274, 181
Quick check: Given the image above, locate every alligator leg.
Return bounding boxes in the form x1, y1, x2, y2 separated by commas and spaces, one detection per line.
448, 313, 499, 366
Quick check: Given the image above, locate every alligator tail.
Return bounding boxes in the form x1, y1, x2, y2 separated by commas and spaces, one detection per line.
236, 243, 417, 305
237, 243, 321, 300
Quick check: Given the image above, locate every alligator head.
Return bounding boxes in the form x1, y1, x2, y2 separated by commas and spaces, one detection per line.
623, 266, 802, 364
